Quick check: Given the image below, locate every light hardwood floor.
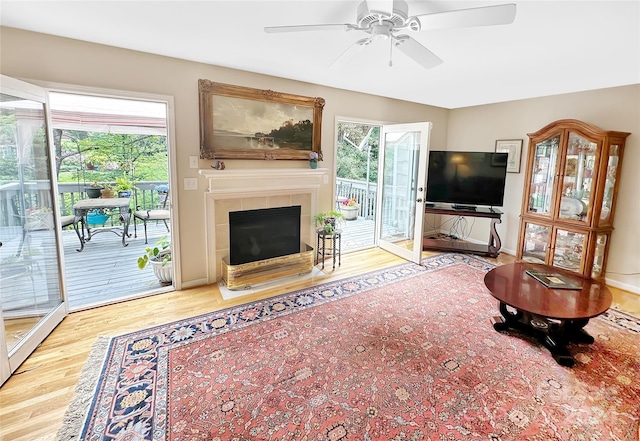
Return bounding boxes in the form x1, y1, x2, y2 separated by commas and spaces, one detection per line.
0, 249, 637, 441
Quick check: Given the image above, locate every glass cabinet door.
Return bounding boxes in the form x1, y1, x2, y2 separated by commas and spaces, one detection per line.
527, 135, 559, 216
599, 143, 620, 226
558, 132, 597, 222
592, 233, 609, 278
521, 222, 550, 264
552, 228, 586, 273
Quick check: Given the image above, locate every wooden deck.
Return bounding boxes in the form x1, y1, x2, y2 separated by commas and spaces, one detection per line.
62, 221, 172, 310
340, 217, 375, 251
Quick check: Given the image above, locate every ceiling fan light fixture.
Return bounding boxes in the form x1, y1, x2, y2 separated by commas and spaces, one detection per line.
371, 22, 393, 40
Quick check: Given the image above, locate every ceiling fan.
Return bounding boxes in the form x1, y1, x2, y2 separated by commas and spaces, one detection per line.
264, 0, 516, 69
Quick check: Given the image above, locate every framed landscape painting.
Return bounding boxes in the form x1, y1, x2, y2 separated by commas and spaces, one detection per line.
199, 80, 325, 160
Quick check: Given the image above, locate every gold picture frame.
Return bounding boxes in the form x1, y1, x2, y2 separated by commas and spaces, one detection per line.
199, 80, 325, 160
495, 139, 523, 173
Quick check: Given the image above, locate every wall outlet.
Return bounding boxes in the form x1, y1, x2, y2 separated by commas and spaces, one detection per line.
184, 177, 198, 191
189, 155, 199, 169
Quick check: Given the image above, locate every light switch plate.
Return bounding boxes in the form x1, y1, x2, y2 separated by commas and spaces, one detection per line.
189, 156, 199, 169
184, 177, 197, 190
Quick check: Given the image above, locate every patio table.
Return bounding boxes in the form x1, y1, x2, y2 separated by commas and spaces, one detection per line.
73, 198, 131, 252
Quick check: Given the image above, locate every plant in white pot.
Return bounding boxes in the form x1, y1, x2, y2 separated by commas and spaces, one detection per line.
339, 197, 360, 220
137, 236, 172, 285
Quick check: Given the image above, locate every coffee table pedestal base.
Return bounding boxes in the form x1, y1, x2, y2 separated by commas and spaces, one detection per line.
493, 302, 594, 367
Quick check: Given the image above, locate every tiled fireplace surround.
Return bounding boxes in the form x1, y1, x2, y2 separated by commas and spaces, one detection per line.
200, 168, 330, 283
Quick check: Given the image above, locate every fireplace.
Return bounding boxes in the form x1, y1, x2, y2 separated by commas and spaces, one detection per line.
200, 168, 330, 284
229, 206, 301, 265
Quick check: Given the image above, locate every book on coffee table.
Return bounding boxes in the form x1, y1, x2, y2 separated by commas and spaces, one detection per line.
525, 270, 583, 290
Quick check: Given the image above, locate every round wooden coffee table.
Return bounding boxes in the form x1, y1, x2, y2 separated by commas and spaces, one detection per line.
484, 262, 612, 367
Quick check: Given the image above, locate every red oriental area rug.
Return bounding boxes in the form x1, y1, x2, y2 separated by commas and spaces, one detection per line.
61, 254, 640, 441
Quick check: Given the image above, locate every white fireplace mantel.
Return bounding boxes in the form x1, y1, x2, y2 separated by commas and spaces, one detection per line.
199, 168, 330, 192
199, 168, 330, 283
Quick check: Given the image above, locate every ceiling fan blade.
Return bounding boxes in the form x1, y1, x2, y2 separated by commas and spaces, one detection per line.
394, 35, 443, 69
329, 38, 372, 70
264, 24, 351, 33
414, 4, 516, 30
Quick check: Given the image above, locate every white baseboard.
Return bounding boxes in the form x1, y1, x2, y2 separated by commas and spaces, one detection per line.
180, 278, 209, 289
605, 278, 640, 295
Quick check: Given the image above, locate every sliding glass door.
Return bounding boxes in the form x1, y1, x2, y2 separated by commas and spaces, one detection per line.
0, 75, 67, 385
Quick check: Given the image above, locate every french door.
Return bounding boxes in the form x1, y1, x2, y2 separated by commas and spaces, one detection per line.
0, 75, 68, 386
375, 122, 431, 263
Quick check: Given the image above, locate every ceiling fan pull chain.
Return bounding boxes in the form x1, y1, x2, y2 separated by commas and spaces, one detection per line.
388, 37, 393, 67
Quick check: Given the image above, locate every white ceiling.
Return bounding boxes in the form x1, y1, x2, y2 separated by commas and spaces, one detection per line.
2, 1, 639, 109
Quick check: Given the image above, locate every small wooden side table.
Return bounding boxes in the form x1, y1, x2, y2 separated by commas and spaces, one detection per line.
316, 228, 342, 270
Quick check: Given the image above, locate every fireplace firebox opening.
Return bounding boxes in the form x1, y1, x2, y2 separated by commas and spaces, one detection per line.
229, 206, 302, 265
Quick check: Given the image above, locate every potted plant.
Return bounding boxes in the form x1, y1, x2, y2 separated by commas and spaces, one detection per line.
85, 181, 103, 198
100, 184, 115, 198
137, 236, 172, 284
340, 196, 359, 220
115, 176, 135, 197
314, 210, 344, 234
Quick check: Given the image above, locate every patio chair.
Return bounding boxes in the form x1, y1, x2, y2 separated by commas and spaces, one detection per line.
60, 215, 75, 228
336, 182, 352, 210
133, 186, 170, 244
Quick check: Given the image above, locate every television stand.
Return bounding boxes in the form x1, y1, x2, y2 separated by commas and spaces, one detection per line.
423, 206, 503, 258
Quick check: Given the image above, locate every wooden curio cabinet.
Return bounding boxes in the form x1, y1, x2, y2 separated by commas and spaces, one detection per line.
516, 119, 630, 280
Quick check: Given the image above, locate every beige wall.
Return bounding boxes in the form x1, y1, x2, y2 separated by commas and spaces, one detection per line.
448, 86, 640, 291
2, 27, 638, 293
0, 27, 449, 287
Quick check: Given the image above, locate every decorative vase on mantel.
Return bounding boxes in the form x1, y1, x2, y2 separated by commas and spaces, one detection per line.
309, 151, 319, 169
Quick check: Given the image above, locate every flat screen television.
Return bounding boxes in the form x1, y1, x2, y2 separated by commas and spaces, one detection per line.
425, 151, 508, 208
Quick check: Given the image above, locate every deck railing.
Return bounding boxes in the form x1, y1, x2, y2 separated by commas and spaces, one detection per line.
4, 177, 389, 230
336, 178, 378, 219
0, 181, 169, 230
